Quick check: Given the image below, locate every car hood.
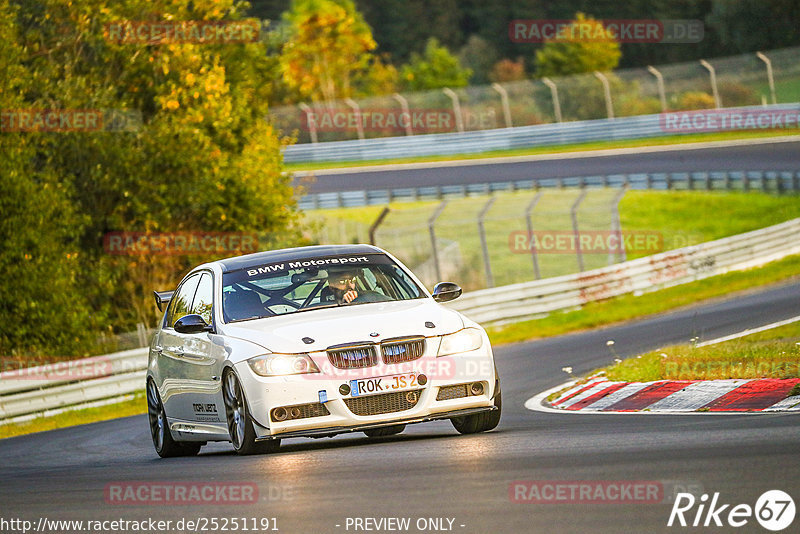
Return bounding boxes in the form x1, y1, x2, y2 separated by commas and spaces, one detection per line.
221, 298, 465, 354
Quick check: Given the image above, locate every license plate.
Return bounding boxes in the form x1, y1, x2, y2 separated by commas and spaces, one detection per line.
350, 373, 420, 397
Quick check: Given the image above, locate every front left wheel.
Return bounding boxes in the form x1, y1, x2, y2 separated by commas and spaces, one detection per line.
450, 382, 502, 435
147, 380, 202, 458
222, 370, 280, 455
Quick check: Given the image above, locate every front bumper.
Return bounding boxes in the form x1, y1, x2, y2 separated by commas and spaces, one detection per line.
255, 406, 497, 441
233, 342, 497, 440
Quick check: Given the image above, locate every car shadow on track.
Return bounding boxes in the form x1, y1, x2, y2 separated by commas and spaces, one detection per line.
193, 427, 507, 457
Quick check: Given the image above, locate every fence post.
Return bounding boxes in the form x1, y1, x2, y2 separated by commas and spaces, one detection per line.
392, 93, 414, 136
609, 187, 627, 265
442, 88, 465, 133
477, 197, 497, 288
344, 98, 365, 140
571, 189, 588, 272
137, 323, 148, 347
298, 103, 318, 143
699, 59, 721, 109
647, 66, 668, 112
369, 207, 391, 245
491, 83, 513, 128
756, 52, 777, 105
525, 191, 543, 279
428, 201, 448, 281
542, 77, 562, 123
594, 71, 614, 120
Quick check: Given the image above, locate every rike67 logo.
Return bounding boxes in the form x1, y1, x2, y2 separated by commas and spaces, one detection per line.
668, 490, 795, 531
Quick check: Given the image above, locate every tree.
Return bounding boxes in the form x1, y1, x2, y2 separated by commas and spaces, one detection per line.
458, 35, 499, 85
279, 0, 394, 103
489, 58, 526, 83
534, 13, 621, 78
3, 0, 300, 351
401, 38, 472, 91
707, 0, 800, 53
0, 0, 94, 358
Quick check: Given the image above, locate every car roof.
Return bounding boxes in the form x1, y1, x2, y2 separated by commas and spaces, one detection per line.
216, 244, 384, 273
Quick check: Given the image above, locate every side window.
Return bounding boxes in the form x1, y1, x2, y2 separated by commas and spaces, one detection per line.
165, 274, 200, 328
191, 273, 214, 325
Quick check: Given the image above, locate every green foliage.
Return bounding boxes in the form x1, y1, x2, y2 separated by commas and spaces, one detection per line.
457, 35, 498, 85
279, 0, 396, 103
707, 0, 800, 53
1, 0, 299, 356
534, 13, 621, 78
489, 58, 526, 83
0, 0, 94, 357
675, 91, 717, 110
717, 81, 758, 107
401, 38, 472, 91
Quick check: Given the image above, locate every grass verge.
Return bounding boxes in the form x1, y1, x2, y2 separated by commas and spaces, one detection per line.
487, 253, 800, 346
602, 320, 800, 382
0, 393, 146, 440
287, 130, 800, 172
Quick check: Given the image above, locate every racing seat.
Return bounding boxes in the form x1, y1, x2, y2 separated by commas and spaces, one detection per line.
223, 290, 274, 322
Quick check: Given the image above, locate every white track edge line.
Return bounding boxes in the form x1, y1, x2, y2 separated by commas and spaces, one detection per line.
696, 314, 800, 347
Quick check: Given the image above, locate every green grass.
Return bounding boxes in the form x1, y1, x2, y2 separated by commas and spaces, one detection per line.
0, 393, 146, 440
487, 253, 800, 346
287, 129, 800, 172
754, 77, 800, 105
307, 190, 800, 291
602, 320, 800, 382
619, 191, 800, 260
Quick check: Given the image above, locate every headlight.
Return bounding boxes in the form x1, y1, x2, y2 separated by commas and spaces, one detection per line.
436, 328, 483, 357
247, 353, 320, 376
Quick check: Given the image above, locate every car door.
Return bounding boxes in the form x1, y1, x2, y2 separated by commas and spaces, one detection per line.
178, 271, 226, 425
157, 272, 200, 420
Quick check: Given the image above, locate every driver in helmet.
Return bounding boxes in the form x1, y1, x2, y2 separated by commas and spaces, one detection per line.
320, 269, 359, 304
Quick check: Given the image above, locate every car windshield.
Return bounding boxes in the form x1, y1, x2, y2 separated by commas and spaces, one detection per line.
221, 253, 424, 322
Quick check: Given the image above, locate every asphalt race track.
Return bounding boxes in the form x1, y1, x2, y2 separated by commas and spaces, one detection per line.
3, 281, 799, 534
298, 139, 800, 194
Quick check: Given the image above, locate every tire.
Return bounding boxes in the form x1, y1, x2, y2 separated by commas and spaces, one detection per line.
363, 424, 406, 437
146, 379, 202, 458
450, 381, 502, 435
222, 370, 280, 455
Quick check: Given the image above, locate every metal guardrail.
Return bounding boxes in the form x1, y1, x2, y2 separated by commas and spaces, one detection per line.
284, 103, 800, 163
447, 218, 800, 325
298, 170, 800, 210
2, 218, 799, 422
0, 348, 147, 422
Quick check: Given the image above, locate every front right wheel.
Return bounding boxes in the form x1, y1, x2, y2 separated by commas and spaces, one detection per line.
222, 370, 280, 455
450, 382, 502, 435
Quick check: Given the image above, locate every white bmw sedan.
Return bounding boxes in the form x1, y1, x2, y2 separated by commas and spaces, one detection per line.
147, 244, 501, 457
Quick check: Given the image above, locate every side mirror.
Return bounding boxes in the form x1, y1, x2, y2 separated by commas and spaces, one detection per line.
174, 314, 213, 334
432, 282, 462, 303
